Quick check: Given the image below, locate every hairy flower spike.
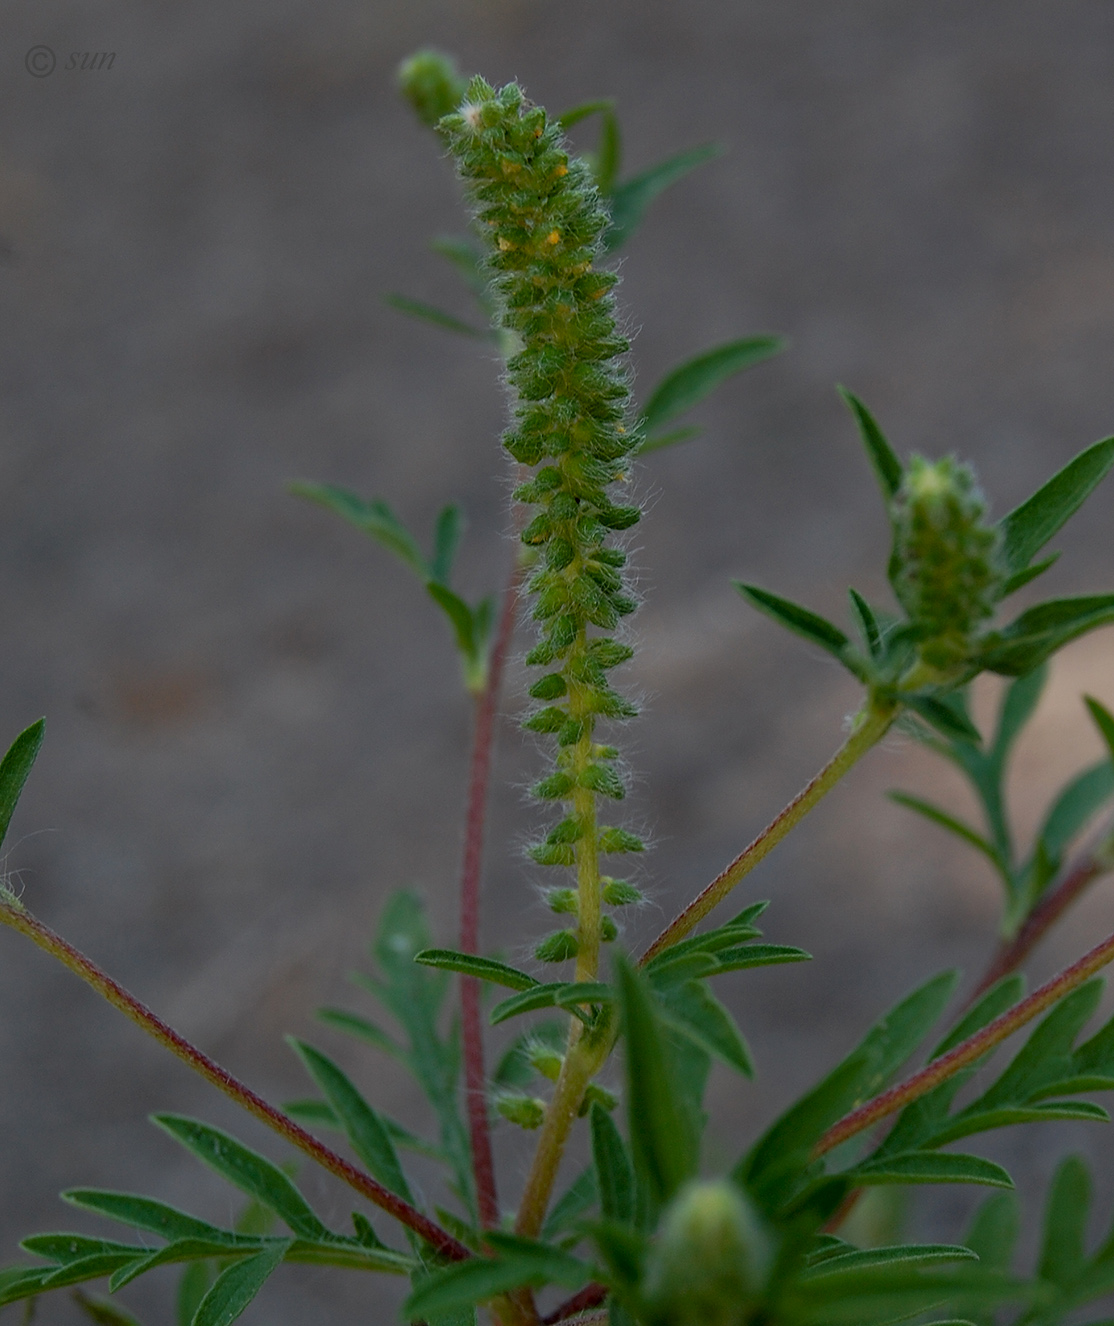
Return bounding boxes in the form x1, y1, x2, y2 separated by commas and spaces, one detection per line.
440, 78, 642, 980
893, 455, 1004, 675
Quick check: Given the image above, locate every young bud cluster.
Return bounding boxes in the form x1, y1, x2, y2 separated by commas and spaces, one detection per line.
893, 455, 1004, 676
439, 79, 644, 973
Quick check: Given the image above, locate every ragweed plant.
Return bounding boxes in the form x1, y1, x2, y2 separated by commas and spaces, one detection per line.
3, 51, 1114, 1326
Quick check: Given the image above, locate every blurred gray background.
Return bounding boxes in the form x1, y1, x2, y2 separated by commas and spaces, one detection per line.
3, 1, 1114, 1320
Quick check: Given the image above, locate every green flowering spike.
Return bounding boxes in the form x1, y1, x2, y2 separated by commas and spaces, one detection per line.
893, 455, 1005, 677
440, 78, 645, 982
397, 51, 468, 128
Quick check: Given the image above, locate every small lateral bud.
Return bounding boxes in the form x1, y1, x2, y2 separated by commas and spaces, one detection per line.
496, 1094, 546, 1129
528, 1043, 564, 1082
535, 930, 579, 963
397, 50, 468, 127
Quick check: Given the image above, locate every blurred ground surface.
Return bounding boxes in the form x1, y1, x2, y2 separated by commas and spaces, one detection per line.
2, 1, 1114, 1321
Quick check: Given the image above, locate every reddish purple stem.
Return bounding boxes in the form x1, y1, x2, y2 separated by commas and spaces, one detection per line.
0, 900, 470, 1261
460, 556, 523, 1230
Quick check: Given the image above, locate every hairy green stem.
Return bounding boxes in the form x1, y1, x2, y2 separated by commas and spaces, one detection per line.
640, 697, 897, 965
0, 895, 470, 1261
514, 1014, 612, 1239
813, 921, 1114, 1158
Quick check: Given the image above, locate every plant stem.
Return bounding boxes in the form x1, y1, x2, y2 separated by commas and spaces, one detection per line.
514, 1015, 611, 1239
459, 555, 523, 1230
0, 895, 469, 1262
813, 921, 1114, 1159
543, 1283, 608, 1323
640, 698, 897, 965
970, 851, 1109, 1001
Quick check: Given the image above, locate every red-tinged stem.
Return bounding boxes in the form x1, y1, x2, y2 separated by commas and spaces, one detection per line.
813, 923, 1114, 1159
0, 897, 469, 1262
971, 854, 1108, 1001
640, 700, 896, 967
460, 557, 523, 1230
542, 1283, 608, 1324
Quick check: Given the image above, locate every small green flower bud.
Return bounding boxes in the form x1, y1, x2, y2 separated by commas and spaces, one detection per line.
535, 930, 580, 962
600, 915, 619, 942
546, 888, 579, 915
397, 51, 468, 128
603, 878, 643, 906
599, 826, 645, 854
643, 1181, 771, 1326
528, 1043, 564, 1082
893, 455, 1004, 673
496, 1093, 546, 1129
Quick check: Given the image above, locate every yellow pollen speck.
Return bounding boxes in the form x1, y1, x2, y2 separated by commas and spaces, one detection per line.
545, 230, 560, 245
555, 164, 568, 176
497, 237, 514, 251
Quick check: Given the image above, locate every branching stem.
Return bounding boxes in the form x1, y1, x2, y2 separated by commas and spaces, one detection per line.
0, 896, 470, 1262
971, 851, 1109, 1001
641, 697, 897, 965
813, 921, 1114, 1158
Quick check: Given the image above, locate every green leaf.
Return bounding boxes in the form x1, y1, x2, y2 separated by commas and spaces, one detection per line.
850, 1151, 1013, 1189
710, 943, 811, 975
430, 235, 490, 300
178, 1260, 216, 1326
997, 435, 1114, 576
414, 949, 539, 992
365, 892, 473, 1215
543, 1167, 597, 1239
556, 98, 615, 130
603, 143, 721, 251
964, 1191, 1019, 1272
616, 957, 697, 1205
888, 793, 1005, 873
992, 666, 1048, 765
63, 1191, 247, 1247
108, 1238, 259, 1293
850, 589, 884, 658
802, 1244, 979, 1277
490, 983, 570, 1025
734, 583, 853, 664
192, 1240, 290, 1326
838, 389, 904, 501
403, 1239, 588, 1318
739, 970, 958, 1209
72, 1289, 145, 1325
0, 717, 45, 852
430, 505, 464, 587
288, 484, 429, 579
288, 1040, 415, 1205
427, 583, 479, 658
637, 425, 703, 455
152, 1116, 329, 1241
1036, 761, 1114, 866
384, 293, 489, 338
640, 337, 785, 436
1039, 1155, 1091, 1286
1000, 552, 1060, 597
315, 1007, 404, 1058
656, 979, 754, 1076
0, 1267, 53, 1308
979, 595, 1114, 676
902, 695, 982, 744
591, 1102, 635, 1226
1086, 696, 1114, 765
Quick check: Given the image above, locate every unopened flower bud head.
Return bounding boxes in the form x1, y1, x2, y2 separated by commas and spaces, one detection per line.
893, 455, 1004, 675
397, 50, 468, 128
643, 1180, 771, 1326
